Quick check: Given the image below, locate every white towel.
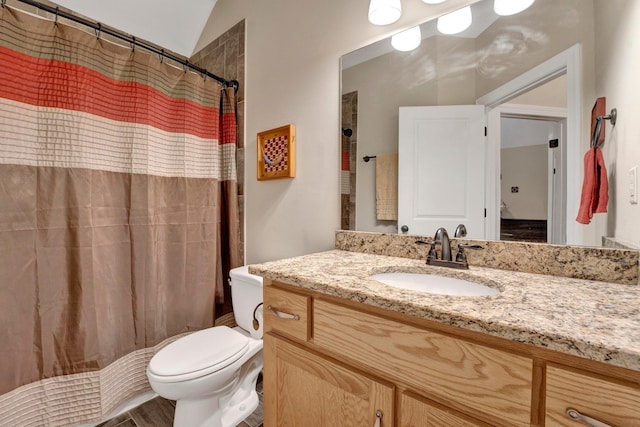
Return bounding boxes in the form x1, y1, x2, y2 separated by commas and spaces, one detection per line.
376, 153, 398, 220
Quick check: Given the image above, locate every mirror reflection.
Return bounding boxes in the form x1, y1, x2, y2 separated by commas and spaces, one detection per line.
340, 0, 639, 249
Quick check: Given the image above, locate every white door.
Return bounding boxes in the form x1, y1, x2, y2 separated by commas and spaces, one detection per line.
398, 105, 486, 238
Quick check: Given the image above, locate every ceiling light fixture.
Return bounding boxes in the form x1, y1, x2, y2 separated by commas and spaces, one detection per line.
421, 0, 447, 4
391, 26, 422, 51
436, 5, 472, 35
368, 0, 402, 25
493, 0, 535, 16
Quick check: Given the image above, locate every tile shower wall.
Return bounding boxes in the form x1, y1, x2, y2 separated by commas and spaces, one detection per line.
341, 91, 357, 230
191, 20, 246, 265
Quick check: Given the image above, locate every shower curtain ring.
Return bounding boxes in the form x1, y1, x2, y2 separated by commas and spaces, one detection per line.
1, 0, 6, 9
130, 36, 135, 52
95, 23, 101, 39
160, 49, 164, 63
183, 60, 189, 72
54, 7, 59, 26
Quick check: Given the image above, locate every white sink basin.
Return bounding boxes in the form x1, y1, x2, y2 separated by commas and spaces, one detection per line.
371, 272, 499, 297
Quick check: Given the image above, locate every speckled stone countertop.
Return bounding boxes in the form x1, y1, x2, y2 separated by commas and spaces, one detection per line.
249, 250, 640, 372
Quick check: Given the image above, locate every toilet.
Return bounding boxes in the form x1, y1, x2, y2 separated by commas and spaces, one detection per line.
147, 266, 264, 427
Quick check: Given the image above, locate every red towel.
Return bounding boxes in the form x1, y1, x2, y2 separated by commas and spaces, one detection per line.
576, 147, 609, 224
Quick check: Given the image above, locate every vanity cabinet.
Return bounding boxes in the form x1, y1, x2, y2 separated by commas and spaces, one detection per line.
545, 364, 640, 426
400, 392, 491, 427
263, 334, 393, 427
262, 280, 640, 426
313, 299, 532, 426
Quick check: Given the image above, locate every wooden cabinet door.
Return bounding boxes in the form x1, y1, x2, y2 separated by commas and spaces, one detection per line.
546, 364, 640, 426
400, 392, 491, 427
313, 299, 532, 426
263, 333, 394, 427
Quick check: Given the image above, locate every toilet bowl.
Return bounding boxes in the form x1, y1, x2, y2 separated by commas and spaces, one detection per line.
147, 266, 263, 427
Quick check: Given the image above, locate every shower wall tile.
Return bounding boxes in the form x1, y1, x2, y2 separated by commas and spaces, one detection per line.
191, 20, 246, 272
237, 148, 245, 195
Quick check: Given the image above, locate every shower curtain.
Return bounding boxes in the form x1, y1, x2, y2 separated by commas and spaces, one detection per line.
0, 6, 239, 426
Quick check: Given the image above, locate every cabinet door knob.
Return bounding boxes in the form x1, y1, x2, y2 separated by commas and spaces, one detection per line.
374, 410, 382, 427
267, 305, 300, 320
566, 408, 612, 427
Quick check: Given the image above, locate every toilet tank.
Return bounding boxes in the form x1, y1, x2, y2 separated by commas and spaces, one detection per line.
229, 266, 263, 334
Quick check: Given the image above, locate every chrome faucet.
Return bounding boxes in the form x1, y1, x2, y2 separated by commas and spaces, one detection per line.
434, 227, 452, 261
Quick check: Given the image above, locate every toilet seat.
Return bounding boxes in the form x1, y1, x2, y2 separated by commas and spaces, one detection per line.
148, 326, 250, 383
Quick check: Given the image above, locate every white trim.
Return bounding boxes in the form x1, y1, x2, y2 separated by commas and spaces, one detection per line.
478, 44, 582, 245
496, 104, 567, 119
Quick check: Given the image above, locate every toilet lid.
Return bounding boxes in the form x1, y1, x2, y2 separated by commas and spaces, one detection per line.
148, 326, 249, 378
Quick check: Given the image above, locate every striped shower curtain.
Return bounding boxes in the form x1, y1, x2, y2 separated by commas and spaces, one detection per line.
0, 5, 239, 426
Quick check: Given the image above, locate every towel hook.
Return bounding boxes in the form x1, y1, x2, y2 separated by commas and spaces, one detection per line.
600, 108, 617, 126
591, 108, 617, 148
363, 155, 377, 162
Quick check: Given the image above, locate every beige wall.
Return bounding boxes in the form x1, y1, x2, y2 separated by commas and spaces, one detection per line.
510, 75, 567, 108
595, 0, 640, 247
196, 0, 640, 257
501, 145, 548, 220
342, 36, 477, 232
195, 0, 477, 263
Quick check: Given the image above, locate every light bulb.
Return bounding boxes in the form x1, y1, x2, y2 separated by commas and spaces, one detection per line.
436, 6, 472, 35
368, 0, 402, 26
391, 26, 421, 51
494, 0, 535, 16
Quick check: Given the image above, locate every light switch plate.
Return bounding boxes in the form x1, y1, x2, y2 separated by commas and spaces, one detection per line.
631, 166, 638, 204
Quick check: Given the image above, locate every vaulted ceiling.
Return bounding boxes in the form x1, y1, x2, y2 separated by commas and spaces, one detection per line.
50, 0, 218, 57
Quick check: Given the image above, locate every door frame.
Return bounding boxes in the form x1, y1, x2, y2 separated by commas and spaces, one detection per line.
492, 107, 567, 243
477, 44, 582, 245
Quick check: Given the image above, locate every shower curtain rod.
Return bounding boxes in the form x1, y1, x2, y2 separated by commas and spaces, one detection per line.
8, 0, 239, 91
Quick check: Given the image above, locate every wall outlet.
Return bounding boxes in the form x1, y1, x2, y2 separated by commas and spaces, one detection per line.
511, 186, 519, 193
631, 166, 638, 204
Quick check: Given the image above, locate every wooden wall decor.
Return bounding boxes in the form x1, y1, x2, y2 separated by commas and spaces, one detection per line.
257, 124, 296, 180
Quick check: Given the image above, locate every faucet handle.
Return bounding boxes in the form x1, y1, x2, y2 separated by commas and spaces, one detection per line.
415, 240, 439, 260
454, 224, 467, 238
455, 244, 483, 263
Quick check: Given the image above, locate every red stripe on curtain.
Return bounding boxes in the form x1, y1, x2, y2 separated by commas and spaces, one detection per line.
219, 88, 237, 146
0, 46, 219, 140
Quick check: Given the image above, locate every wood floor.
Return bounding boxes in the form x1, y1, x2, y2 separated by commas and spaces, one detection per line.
96, 378, 264, 427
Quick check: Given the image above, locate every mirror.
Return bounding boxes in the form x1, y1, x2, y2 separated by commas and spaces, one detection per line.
340, 0, 638, 249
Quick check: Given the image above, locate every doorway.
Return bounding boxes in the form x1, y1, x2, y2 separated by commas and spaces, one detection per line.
480, 45, 580, 244
499, 115, 566, 244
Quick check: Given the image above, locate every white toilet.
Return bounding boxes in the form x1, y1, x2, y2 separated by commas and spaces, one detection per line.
147, 266, 264, 427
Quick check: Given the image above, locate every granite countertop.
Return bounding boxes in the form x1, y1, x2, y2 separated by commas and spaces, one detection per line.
249, 249, 640, 372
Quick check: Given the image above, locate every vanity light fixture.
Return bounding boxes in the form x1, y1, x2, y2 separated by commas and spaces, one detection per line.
436, 5, 472, 34
391, 25, 421, 51
368, 0, 402, 25
493, 0, 535, 16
